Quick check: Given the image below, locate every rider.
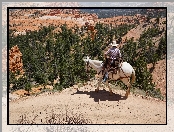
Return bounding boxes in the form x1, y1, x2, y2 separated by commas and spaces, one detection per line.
102, 40, 122, 82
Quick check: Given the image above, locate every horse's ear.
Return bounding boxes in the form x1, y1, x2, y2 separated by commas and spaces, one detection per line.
82, 57, 86, 61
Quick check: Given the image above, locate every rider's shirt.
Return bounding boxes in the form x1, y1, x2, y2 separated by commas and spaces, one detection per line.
105, 47, 121, 60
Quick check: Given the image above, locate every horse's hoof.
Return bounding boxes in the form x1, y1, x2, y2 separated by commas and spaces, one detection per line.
95, 89, 99, 92
125, 93, 128, 98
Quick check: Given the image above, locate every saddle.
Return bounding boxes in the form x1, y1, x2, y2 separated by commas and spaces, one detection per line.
103, 58, 121, 74
109, 60, 120, 74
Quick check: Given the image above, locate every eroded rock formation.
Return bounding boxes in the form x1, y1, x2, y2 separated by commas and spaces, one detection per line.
9, 45, 23, 74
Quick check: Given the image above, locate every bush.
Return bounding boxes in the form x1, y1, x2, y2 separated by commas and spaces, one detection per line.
53, 83, 63, 91
10, 76, 28, 91
9, 21, 165, 100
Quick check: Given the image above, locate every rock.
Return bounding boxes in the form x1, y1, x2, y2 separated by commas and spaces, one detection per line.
9, 45, 23, 74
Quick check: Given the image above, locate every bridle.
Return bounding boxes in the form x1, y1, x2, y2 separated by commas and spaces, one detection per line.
86, 60, 92, 73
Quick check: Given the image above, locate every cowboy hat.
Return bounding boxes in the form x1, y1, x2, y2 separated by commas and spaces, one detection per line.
111, 41, 119, 47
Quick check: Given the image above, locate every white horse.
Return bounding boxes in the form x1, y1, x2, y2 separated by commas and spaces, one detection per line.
83, 56, 136, 98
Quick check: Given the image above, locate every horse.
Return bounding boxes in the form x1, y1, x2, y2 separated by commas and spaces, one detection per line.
83, 56, 136, 98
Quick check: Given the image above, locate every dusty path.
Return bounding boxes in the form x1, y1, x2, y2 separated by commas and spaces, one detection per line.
9, 81, 166, 124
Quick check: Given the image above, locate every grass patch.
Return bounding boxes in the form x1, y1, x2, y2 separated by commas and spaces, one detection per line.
17, 109, 92, 124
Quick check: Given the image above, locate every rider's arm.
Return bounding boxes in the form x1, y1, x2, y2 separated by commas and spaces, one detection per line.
105, 49, 110, 58
118, 49, 121, 58
118, 50, 122, 62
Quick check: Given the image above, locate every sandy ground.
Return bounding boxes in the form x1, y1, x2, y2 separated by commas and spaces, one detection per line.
9, 81, 166, 124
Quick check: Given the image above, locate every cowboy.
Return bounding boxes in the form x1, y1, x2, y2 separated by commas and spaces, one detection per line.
102, 41, 122, 82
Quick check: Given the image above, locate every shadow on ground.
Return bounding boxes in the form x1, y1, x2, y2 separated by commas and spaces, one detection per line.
71, 89, 127, 102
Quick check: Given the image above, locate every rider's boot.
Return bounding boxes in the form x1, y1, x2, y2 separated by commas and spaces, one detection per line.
102, 72, 108, 82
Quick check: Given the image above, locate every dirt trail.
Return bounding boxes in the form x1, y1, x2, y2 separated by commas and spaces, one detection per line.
9, 80, 166, 124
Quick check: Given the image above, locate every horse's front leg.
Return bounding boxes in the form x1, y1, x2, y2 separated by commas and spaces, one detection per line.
106, 80, 113, 96
95, 77, 102, 93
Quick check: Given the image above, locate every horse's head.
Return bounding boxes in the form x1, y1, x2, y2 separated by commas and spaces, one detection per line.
83, 56, 92, 72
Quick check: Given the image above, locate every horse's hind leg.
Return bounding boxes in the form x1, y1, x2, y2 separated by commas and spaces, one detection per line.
125, 86, 131, 97
121, 78, 131, 98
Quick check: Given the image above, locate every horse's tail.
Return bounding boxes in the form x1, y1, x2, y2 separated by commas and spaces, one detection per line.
130, 69, 136, 84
